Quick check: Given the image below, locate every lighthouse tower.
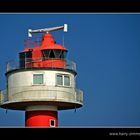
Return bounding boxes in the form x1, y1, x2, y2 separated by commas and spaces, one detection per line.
0, 24, 83, 127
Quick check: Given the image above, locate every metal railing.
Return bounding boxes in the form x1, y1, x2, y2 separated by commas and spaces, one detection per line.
0, 89, 8, 104
6, 58, 76, 72
24, 37, 42, 48
75, 89, 83, 103
0, 86, 83, 105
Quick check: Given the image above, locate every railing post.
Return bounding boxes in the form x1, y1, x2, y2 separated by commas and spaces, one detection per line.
6, 62, 9, 72
0, 90, 1, 105
75, 90, 77, 102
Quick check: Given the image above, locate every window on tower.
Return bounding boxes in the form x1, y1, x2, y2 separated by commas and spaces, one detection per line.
56, 74, 70, 87
33, 74, 44, 85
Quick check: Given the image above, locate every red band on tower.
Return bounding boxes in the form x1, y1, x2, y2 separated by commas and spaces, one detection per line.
25, 110, 58, 127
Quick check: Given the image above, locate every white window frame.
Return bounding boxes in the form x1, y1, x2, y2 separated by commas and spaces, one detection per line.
56, 74, 63, 86
56, 74, 71, 87
50, 119, 55, 127
33, 73, 44, 85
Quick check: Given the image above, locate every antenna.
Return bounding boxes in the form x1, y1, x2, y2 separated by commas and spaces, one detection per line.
28, 24, 68, 37
62, 35, 65, 47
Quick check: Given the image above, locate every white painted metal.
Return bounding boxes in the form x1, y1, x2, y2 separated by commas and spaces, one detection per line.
6, 69, 80, 104
28, 24, 68, 37
64, 24, 68, 32
26, 105, 57, 111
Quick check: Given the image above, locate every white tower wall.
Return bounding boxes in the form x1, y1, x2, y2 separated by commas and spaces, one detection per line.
8, 70, 75, 88
1, 69, 83, 110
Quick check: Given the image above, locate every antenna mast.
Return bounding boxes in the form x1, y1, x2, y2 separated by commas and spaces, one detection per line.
28, 24, 68, 37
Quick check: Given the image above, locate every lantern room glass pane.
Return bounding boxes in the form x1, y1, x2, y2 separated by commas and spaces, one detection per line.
42, 49, 67, 59
49, 50, 55, 58
33, 74, 43, 84
19, 51, 32, 67
60, 51, 67, 59
19, 52, 25, 68
26, 51, 32, 62
54, 50, 61, 58
42, 50, 51, 59
43, 50, 50, 57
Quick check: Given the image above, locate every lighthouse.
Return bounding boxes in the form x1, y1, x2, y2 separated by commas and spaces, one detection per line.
0, 24, 83, 127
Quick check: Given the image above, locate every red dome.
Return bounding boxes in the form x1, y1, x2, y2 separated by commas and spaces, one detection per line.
40, 33, 67, 51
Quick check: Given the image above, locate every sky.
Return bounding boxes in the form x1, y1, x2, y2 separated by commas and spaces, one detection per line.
0, 13, 140, 127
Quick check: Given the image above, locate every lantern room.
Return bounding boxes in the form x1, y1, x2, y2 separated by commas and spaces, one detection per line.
19, 24, 68, 69
19, 33, 68, 69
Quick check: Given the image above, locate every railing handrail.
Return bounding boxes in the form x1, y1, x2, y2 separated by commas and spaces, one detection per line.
24, 37, 42, 48
6, 58, 76, 72
0, 87, 83, 104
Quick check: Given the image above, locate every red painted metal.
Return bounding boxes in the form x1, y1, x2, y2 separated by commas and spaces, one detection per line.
20, 33, 67, 68
25, 110, 58, 127
40, 34, 67, 50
